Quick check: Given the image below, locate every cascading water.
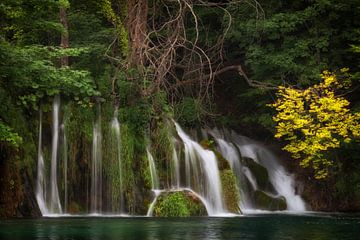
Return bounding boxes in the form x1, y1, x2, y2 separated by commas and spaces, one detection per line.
211, 129, 307, 212
91, 104, 102, 213
35, 109, 47, 215
233, 134, 306, 211
146, 149, 159, 190
49, 95, 62, 214
61, 124, 68, 213
173, 122, 226, 216
110, 109, 124, 213
146, 149, 160, 216
35, 100, 307, 217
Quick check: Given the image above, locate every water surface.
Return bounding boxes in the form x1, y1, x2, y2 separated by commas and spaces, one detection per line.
1, 214, 359, 240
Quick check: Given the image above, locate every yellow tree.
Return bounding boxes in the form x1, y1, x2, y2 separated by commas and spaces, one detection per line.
271, 70, 360, 179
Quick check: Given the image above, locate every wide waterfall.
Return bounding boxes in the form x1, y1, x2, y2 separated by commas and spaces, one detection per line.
35, 103, 307, 216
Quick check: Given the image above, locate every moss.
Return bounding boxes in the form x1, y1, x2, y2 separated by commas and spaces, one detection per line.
253, 190, 287, 211
151, 120, 175, 187
220, 169, 241, 213
154, 191, 207, 217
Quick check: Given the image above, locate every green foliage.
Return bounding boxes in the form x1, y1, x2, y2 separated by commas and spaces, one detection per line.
0, 122, 23, 148
271, 71, 360, 179
154, 191, 207, 217
174, 97, 205, 127
0, 41, 100, 109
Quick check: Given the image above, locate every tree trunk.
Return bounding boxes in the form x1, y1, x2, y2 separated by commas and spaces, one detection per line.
127, 0, 148, 67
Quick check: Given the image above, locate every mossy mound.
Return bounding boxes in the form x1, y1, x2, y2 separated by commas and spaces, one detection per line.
220, 170, 241, 213
154, 191, 207, 217
253, 190, 287, 211
243, 157, 276, 193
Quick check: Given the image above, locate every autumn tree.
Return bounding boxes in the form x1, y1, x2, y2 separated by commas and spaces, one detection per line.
271, 71, 360, 179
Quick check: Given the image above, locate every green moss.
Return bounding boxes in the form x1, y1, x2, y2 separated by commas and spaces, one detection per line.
154, 191, 207, 217
151, 120, 175, 187
220, 169, 241, 213
253, 190, 287, 211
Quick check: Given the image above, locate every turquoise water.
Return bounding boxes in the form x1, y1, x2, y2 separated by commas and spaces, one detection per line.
1, 214, 359, 239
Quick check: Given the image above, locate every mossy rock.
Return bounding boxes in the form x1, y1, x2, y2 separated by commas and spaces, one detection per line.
154, 191, 207, 217
242, 157, 276, 193
220, 170, 241, 213
200, 139, 230, 170
253, 190, 287, 211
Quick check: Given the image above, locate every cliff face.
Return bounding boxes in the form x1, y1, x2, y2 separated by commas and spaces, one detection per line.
0, 147, 41, 218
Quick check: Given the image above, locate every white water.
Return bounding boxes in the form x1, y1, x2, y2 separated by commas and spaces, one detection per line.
49, 95, 62, 214
171, 146, 180, 189
61, 124, 68, 213
173, 122, 226, 216
146, 149, 159, 190
213, 130, 307, 212
146, 189, 163, 217
110, 109, 124, 213
35, 109, 47, 215
91, 104, 102, 213
238, 141, 306, 211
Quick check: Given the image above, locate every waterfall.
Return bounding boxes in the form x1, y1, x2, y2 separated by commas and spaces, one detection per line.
91, 104, 102, 213
173, 122, 226, 216
234, 134, 306, 211
146, 189, 163, 217
171, 146, 180, 189
110, 109, 124, 213
146, 149, 159, 190
61, 124, 68, 213
35, 109, 47, 215
49, 95, 62, 214
211, 130, 307, 212
146, 149, 160, 217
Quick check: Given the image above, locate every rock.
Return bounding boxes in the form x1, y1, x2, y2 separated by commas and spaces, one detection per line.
153, 190, 207, 217
242, 157, 276, 193
253, 190, 287, 211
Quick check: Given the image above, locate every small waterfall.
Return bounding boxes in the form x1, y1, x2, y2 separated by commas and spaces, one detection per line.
212, 130, 307, 212
234, 135, 306, 211
171, 146, 180, 189
146, 189, 163, 217
35, 109, 47, 215
173, 122, 226, 215
61, 124, 68, 213
146, 149, 159, 190
49, 95, 62, 214
91, 104, 102, 213
110, 109, 124, 213
146, 149, 160, 217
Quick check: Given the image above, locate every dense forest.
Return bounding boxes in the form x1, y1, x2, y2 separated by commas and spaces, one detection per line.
0, 0, 359, 218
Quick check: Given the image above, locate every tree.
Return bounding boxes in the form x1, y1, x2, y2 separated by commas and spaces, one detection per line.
270, 70, 360, 179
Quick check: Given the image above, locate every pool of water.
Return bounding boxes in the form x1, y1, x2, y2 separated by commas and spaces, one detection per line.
1, 213, 359, 240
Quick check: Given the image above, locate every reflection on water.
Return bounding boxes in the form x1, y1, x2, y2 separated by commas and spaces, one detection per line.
1, 214, 360, 240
